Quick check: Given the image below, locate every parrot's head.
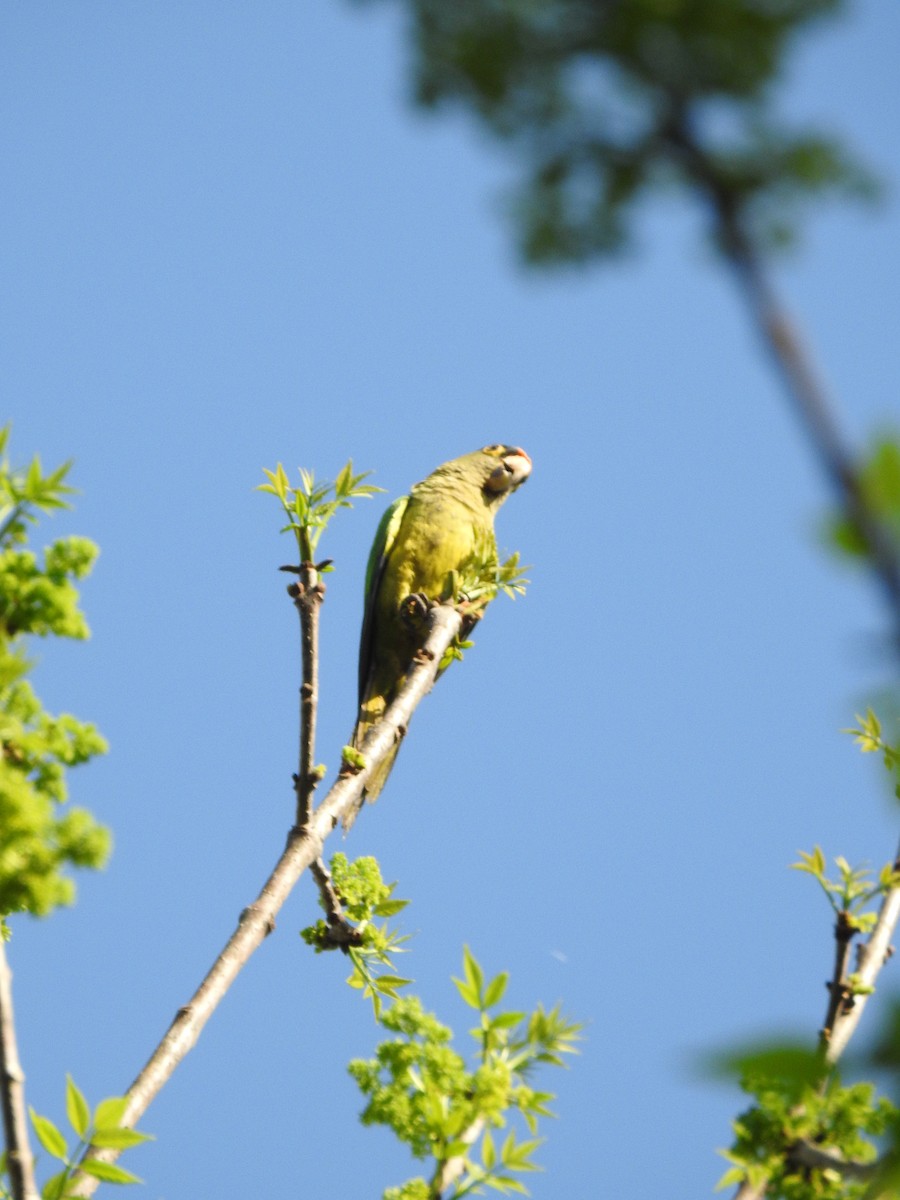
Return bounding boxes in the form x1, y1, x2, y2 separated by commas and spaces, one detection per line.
477, 444, 532, 502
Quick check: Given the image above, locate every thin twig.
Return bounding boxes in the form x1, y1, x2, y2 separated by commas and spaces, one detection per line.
0, 939, 39, 1200
286, 566, 352, 937
286, 562, 324, 829
309, 858, 363, 950
67, 603, 464, 1197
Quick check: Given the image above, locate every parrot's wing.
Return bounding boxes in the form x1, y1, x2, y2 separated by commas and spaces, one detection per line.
358, 494, 409, 704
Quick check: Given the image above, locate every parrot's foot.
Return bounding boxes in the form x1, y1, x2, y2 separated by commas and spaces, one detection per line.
400, 591, 433, 628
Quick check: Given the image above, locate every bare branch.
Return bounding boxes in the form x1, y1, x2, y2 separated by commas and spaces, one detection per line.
0, 939, 39, 1200
283, 562, 325, 829
67, 602, 464, 1197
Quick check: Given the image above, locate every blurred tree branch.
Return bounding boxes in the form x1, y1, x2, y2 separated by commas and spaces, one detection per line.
0, 941, 39, 1200
353, 0, 900, 650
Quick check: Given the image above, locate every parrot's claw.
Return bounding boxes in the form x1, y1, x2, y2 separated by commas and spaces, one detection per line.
401, 592, 433, 627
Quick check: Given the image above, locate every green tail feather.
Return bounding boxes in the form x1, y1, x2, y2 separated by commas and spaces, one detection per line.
363, 742, 400, 802
342, 715, 401, 831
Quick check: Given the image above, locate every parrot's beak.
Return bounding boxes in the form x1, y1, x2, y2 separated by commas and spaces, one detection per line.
486, 447, 532, 494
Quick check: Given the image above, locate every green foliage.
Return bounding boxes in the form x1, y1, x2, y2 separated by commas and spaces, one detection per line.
828, 437, 900, 563
439, 552, 530, 671
301, 854, 412, 1018
348, 945, 581, 1199
454, 552, 530, 610
353, 0, 874, 264
0, 1076, 152, 1198
711, 711, 900, 1197
718, 1053, 894, 1197
792, 845, 900, 936
0, 429, 109, 919
842, 708, 900, 799
258, 459, 383, 563
304, 863, 580, 1198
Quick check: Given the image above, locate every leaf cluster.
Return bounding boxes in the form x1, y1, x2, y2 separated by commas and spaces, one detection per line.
0, 427, 75, 549
828, 437, 900, 565
0, 429, 109, 921
355, 0, 873, 264
258, 460, 382, 563
348, 945, 581, 1199
439, 553, 530, 672
0, 1075, 152, 1198
842, 708, 900, 801
718, 1049, 894, 1198
792, 845, 900, 937
301, 854, 412, 1017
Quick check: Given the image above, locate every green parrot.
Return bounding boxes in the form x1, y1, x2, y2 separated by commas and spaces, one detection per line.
345, 444, 532, 827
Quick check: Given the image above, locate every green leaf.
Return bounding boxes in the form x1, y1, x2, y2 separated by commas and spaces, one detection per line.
65, 1075, 90, 1140
462, 945, 485, 1003
483, 972, 509, 1008
375, 975, 413, 995
81, 1159, 143, 1184
41, 1170, 70, 1200
487, 1177, 530, 1195
715, 1165, 748, 1192
25, 455, 42, 500
29, 1110, 68, 1160
453, 977, 481, 1010
482, 1128, 496, 1170
334, 460, 353, 497
93, 1097, 128, 1129
704, 1039, 826, 1099
490, 1012, 525, 1030
90, 1127, 154, 1150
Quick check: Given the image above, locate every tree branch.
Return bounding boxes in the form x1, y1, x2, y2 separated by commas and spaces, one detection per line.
430, 1116, 485, 1200
819, 908, 856, 1049
661, 125, 900, 1198
309, 857, 363, 950
724, 230, 900, 650
732, 863, 900, 1200
660, 114, 900, 653
824, 859, 900, 1064
286, 562, 324, 830
0, 939, 39, 1200
67, 602, 464, 1197
787, 1138, 877, 1182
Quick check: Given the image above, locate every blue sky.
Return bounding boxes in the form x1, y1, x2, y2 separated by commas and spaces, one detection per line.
4, 2, 900, 1197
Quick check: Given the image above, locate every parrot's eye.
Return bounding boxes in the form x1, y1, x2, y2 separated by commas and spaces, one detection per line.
483, 443, 503, 454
